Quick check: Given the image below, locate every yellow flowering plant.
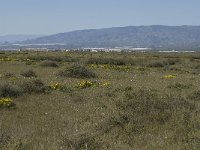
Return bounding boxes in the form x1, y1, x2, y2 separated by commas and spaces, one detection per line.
50, 83, 62, 90
75, 80, 94, 89
162, 75, 177, 79
101, 82, 111, 87
0, 98, 15, 108
75, 80, 111, 89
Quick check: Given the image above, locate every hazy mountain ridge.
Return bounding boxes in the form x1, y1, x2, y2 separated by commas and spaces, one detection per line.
0, 34, 44, 43
18, 25, 200, 49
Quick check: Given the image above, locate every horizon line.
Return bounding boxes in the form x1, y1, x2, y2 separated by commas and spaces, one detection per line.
1, 24, 200, 36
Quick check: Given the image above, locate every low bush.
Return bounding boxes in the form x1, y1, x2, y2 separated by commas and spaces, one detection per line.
194, 64, 200, 69
75, 80, 94, 89
0, 98, 16, 108
58, 63, 96, 78
147, 59, 179, 68
101, 88, 196, 146
167, 82, 191, 90
21, 79, 47, 94
40, 60, 58, 67
25, 60, 36, 65
146, 61, 166, 67
27, 55, 75, 62
188, 90, 200, 101
169, 66, 182, 71
87, 57, 135, 65
3, 72, 16, 78
21, 69, 37, 78
0, 82, 21, 98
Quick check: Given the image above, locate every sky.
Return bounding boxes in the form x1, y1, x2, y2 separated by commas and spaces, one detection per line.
0, 0, 200, 35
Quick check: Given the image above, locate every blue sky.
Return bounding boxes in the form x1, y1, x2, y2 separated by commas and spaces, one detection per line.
0, 0, 200, 35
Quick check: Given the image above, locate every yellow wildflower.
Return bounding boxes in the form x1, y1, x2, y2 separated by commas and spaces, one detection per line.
50, 83, 62, 90
76, 80, 93, 88
0, 98, 15, 107
102, 82, 111, 87
162, 75, 177, 79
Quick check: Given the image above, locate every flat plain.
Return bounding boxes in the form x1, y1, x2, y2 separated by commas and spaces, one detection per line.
1, 51, 200, 150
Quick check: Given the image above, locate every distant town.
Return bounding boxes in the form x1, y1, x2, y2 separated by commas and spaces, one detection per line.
0, 47, 196, 53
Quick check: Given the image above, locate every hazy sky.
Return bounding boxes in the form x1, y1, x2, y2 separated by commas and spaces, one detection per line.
0, 0, 200, 35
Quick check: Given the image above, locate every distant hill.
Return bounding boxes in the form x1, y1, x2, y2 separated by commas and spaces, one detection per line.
0, 34, 44, 44
20, 25, 200, 49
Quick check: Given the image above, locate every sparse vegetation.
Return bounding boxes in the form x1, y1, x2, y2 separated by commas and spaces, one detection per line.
58, 63, 96, 78
167, 82, 191, 90
0, 82, 21, 98
146, 59, 179, 68
3, 72, 16, 78
40, 60, 59, 67
0, 131, 11, 149
21, 78, 47, 94
0, 98, 16, 108
20, 69, 37, 78
1, 51, 200, 149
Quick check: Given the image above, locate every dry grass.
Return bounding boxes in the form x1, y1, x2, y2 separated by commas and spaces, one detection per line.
0, 51, 200, 149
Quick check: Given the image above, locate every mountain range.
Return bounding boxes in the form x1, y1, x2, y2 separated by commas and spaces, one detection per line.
3, 25, 200, 50
0, 34, 43, 44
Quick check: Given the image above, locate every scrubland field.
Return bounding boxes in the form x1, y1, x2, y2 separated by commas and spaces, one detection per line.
1, 51, 200, 150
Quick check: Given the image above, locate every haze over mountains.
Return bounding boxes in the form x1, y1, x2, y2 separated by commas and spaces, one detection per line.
0, 34, 43, 44
3, 25, 200, 50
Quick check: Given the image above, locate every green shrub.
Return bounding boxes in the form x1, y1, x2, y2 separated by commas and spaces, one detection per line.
58, 63, 96, 78
40, 60, 58, 67
21, 79, 47, 94
0, 82, 21, 98
188, 90, 200, 101
87, 57, 135, 65
147, 59, 178, 68
169, 66, 182, 71
194, 64, 200, 69
166, 59, 179, 65
27, 55, 75, 62
146, 61, 166, 67
121, 89, 195, 124
25, 60, 36, 65
3, 72, 16, 78
101, 89, 196, 146
21, 69, 37, 78
167, 82, 191, 90
0, 98, 16, 108
191, 69, 200, 75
